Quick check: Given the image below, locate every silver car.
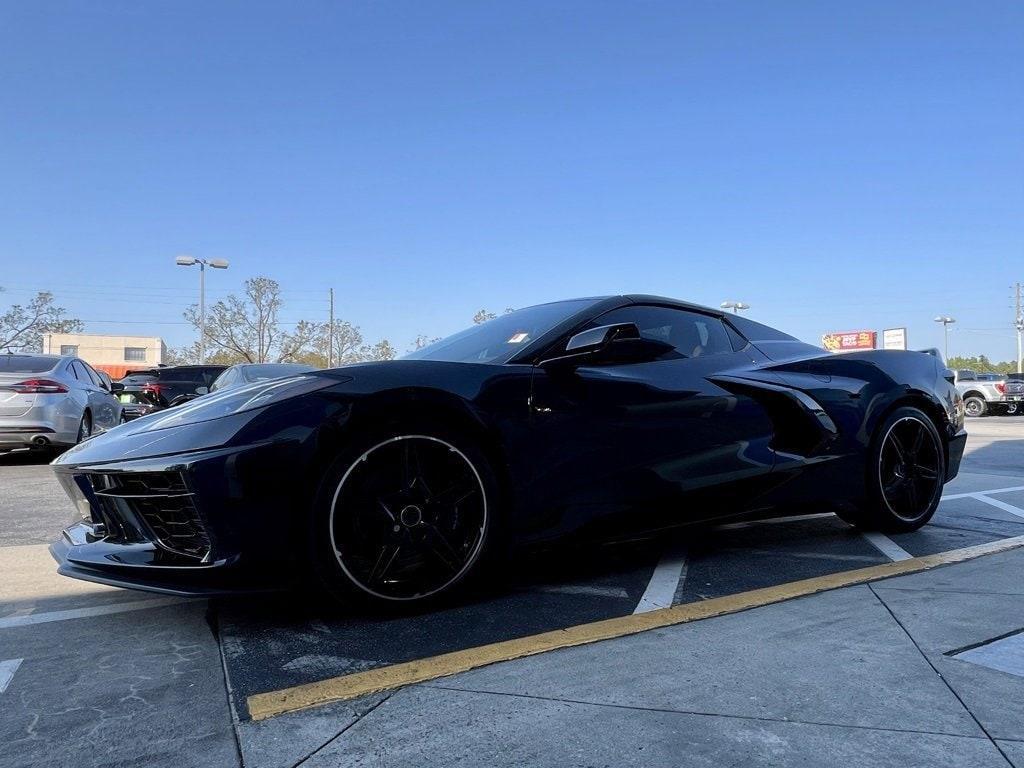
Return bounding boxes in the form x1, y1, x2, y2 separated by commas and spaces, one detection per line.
0, 353, 123, 451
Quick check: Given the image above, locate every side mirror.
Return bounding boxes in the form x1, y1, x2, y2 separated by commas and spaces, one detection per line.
195, 386, 209, 395
540, 323, 671, 368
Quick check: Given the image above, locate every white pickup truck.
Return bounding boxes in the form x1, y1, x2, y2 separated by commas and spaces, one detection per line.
955, 370, 1023, 417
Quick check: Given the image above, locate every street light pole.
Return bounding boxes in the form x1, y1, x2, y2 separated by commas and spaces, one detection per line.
198, 260, 206, 365
176, 256, 230, 364
933, 315, 956, 362
720, 300, 750, 315
1015, 282, 1022, 375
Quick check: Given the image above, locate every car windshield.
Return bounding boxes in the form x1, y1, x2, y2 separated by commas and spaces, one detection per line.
0, 354, 59, 373
242, 363, 317, 382
404, 299, 601, 364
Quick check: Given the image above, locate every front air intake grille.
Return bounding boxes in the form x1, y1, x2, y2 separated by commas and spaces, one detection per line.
86, 471, 211, 561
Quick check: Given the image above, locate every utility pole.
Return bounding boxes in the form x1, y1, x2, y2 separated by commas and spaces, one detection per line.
1015, 282, 1022, 374
328, 288, 335, 368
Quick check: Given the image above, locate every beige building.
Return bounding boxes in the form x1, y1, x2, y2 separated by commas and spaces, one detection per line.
42, 333, 166, 369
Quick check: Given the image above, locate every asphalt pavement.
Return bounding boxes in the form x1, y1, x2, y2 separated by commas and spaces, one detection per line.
1, 416, 1023, 767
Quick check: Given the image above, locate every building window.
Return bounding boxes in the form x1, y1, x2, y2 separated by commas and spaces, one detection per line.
124, 347, 147, 362
60, 345, 79, 356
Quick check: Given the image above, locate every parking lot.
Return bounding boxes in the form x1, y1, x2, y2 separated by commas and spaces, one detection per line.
2, 417, 1024, 768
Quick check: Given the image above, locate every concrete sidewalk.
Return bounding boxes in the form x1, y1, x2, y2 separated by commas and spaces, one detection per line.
264, 548, 1024, 768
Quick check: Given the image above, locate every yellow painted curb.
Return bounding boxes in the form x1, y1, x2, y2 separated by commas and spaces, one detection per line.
247, 534, 1024, 721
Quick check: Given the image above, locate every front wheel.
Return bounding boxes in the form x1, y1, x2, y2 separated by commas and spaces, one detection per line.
840, 406, 945, 533
311, 427, 497, 608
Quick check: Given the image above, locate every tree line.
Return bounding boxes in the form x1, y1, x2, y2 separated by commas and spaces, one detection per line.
1, 280, 510, 365
946, 355, 1021, 374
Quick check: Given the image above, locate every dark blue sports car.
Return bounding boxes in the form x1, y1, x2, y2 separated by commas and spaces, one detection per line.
50, 296, 967, 607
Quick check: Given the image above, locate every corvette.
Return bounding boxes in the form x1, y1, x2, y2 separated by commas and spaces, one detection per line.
50, 295, 966, 606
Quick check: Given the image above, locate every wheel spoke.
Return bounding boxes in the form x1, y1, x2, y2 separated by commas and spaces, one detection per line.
368, 544, 401, 584
911, 423, 927, 456
883, 476, 905, 498
887, 431, 908, 463
904, 476, 918, 509
422, 525, 463, 574
915, 464, 938, 480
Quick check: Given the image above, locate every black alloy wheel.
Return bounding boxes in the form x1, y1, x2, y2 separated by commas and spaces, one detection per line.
326, 434, 489, 603
877, 415, 943, 523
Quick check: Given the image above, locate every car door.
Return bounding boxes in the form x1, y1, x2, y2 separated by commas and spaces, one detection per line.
82, 362, 120, 429
522, 305, 778, 538
73, 361, 118, 430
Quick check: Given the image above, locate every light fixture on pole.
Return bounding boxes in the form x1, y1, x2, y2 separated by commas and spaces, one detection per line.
933, 315, 955, 362
720, 300, 750, 314
176, 256, 230, 364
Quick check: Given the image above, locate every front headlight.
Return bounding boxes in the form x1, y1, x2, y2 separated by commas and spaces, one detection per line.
142, 375, 340, 430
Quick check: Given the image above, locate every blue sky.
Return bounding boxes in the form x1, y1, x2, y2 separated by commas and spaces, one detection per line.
1, 1, 1021, 359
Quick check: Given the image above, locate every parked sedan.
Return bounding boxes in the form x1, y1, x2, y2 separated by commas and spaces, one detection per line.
0, 353, 122, 451
209, 363, 319, 393
50, 295, 966, 607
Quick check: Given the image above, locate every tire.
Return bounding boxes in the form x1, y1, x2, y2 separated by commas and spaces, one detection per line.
963, 396, 987, 418
309, 421, 499, 609
840, 406, 945, 533
76, 411, 93, 444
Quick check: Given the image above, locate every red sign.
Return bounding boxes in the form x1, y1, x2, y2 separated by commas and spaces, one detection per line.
822, 330, 876, 352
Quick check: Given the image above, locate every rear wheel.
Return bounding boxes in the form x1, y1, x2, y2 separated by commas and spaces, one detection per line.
840, 406, 945, 533
963, 396, 986, 418
75, 411, 92, 444
311, 425, 496, 608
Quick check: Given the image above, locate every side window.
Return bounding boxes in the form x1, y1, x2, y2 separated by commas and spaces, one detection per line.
70, 361, 89, 382
592, 306, 735, 359
82, 363, 104, 387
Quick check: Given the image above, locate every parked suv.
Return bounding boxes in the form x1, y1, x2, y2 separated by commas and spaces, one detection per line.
114, 365, 227, 408
0, 353, 122, 450
955, 369, 1018, 417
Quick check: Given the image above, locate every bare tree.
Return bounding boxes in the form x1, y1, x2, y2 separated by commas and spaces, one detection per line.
181, 276, 399, 367
185, 277, 285, 363
0, 289, 83, 352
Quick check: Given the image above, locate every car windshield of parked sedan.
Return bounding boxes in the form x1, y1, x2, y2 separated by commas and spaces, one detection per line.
404, 299, 601, 364
0, 354, 60, 373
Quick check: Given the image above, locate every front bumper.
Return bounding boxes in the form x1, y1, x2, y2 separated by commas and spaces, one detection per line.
49, 523, 256, 596
50, 440, 312, 597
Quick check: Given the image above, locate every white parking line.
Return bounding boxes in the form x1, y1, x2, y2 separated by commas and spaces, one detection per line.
861, 532, 914, 562
0, 597, 186, 630
634, 547, 688, 614
942, 485, 1024, 501
971, 494, 1024, 520
0, 659, 23, 693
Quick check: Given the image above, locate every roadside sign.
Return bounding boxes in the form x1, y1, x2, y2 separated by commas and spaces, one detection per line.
882, 328, 908, 350
822, 330, 876, 352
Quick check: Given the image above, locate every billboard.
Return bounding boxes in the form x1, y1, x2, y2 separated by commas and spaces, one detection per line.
882, 328, 908, 350
822, 330, 876, 352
